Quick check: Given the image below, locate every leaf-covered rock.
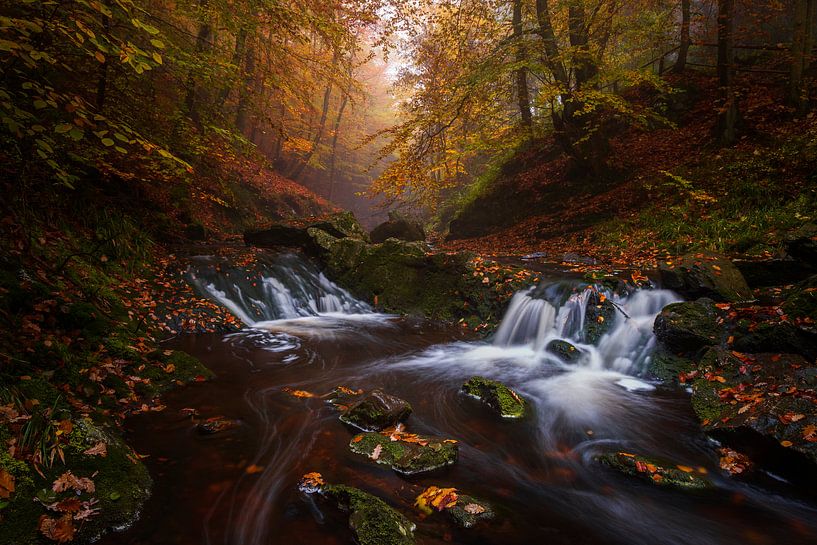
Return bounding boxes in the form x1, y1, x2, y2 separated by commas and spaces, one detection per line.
349, 431, 458, 475
596, 451, 712, 489
659, 253, 752, 302
462, 376, 526, 418
689, 348, 817, 466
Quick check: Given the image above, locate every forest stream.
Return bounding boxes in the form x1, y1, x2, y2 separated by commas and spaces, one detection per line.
97, 252, 817, 545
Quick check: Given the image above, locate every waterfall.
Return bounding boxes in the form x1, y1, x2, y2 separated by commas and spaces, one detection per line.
491, 282, 681, 375
187, 253, 370, 327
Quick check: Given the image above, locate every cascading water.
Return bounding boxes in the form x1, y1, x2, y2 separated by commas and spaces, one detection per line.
105, 260, 817, 545
187, 253, 371, 325
493, 282, 681, 375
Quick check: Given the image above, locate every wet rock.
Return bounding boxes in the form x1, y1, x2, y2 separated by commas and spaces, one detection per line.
733, 258, 812, 288
196, 416, 241, 435
654, 299, 723, 354
349, 431, 459, 475
244, 212, 368, 251
446, 495, 495, 529
659, 253, 753, 302
646, 347, 696, 383
299, 475, 415, 545
244, 223, 315, 249
782, 275, 817, 327
339, 390, 413, 432
546, 339, 582, 364
370, 213, 425, 243
462, 376, 526, 418
583, 291, 616, 344
784, 223, 817, 267
731, 321, 817, 360
690, 348, 817, 466
596, 451, 712, 489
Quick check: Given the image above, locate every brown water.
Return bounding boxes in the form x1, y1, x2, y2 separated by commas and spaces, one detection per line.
99, 253, 817, 545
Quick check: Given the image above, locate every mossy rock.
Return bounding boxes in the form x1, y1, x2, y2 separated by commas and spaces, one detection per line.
339, 390, 412, 432
349, 432, 458, 475
654, 299, 723, 354
646, 348, 695, 383
782, 275, 817, 325
596, 452, 712, 489
584, 291, 616, 344
658, 252, 752, 302
321, 484, 415, 545
462, 376, 526, 418
0, 418, 152, 545
546, 339, 582, 364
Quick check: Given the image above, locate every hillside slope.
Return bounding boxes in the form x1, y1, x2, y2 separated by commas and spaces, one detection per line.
443, 72, 817, 268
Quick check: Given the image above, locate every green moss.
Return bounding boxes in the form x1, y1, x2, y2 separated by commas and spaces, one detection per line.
654, 299, 723, 354
322, 484, 414, 545
647, 348, 695, 383
462, 376, 526, 418
66, 419, 152, 541
140, 350, 213, 395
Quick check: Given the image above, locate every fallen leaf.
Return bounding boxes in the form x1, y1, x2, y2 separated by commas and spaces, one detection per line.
370, 444, 383, 460
38, 514, 75, 543
463, 503, 486, 515
82, 442, 107, 457
0, 469, 14, 498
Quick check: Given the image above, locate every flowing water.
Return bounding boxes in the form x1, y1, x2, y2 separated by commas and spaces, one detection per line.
102, 253, 817, 545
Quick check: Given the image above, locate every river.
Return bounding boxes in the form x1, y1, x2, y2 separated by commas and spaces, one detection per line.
99, 252, 817, 545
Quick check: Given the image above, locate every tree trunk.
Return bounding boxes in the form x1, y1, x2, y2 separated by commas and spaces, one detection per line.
673, 0, 691, 73
716, 0, 738, 144
328, 89, 349, 202
184, 0, 211, 123
236, 36, 255, 134
184, 0, 213, 123
219, 28, 248, 108
790, 0, 815, 111
289, 72, 334, 181
513, 0, 533, 130
95, 1, 112, 110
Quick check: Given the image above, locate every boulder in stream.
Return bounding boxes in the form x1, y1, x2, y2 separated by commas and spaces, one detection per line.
658, 253, 752, 302
462, 376, 526, 418
339, 389, 413, 432
546, 339, 583, 364
298, 473, 415, 545
596, 451, 712, 490
653, 299, 724, 354
689, 348, 817, 466
349, 430, 459, 475
583, 290, 617, 344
